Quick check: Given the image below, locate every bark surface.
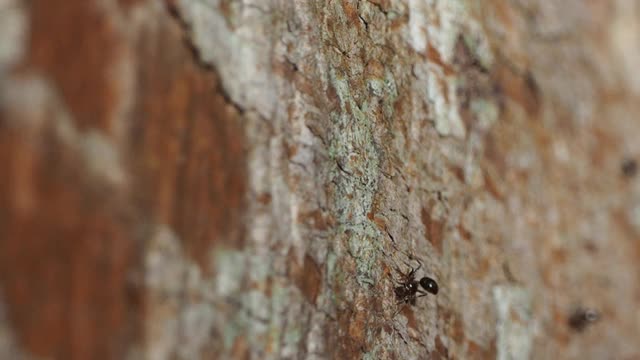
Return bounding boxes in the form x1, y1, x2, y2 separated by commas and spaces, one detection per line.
1, 0, 640, 359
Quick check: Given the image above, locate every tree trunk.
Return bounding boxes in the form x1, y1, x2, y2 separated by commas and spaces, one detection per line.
1, 0, 640, 359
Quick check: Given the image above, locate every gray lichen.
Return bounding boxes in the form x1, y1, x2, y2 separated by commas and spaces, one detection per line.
493, 285, 533, 360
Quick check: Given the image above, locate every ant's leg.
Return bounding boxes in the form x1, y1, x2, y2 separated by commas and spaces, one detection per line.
403, 260, 421, 279
390, 266, 407, 285
413, 261, 422, 276
384, 260, 407, 285
395, 298, 408, 306
399, 249, 426, 274
413, 258, 424, 273
415, 291, 432, 299
392, 323, 409, 345
392, 263, 413, 285
392, 300, 409, 318
391, 252, 417, 280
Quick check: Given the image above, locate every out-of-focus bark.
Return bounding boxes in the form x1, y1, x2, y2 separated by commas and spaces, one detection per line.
1, 0, 639, 359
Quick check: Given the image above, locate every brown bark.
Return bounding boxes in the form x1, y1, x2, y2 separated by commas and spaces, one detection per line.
1, 0, 639, 359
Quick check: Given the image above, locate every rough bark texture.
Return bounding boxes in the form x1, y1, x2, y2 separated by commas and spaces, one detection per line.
1, 0, 640, 359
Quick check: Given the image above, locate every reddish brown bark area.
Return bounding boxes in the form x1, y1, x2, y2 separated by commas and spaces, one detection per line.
0, 1, 138, 358
131, 9, 247, 269
25, 0, 123, 133
0, 112, 140, 359
0, 1, 247, 358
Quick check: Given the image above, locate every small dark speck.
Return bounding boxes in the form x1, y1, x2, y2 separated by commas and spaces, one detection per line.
621, 158, 637, 178
568, 307, 600, 332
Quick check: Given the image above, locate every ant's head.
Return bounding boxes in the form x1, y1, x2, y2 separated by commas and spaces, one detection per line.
420, 277, 439, 295
407, 282, 418, 292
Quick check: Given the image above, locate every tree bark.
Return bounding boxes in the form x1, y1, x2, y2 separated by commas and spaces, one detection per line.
1, 0, 640, 359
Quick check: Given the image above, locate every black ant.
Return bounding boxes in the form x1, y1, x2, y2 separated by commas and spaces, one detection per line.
622, 158, 637, 178
568, 307, 600, 332
393, 260, 438, 307
375, 258, 438, 345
